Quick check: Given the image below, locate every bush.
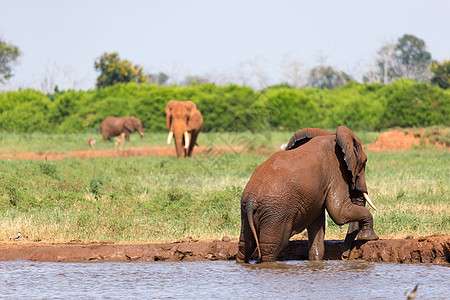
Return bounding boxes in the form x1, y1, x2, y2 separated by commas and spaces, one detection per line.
377, 80, 450, 128
0, 80, 448, 133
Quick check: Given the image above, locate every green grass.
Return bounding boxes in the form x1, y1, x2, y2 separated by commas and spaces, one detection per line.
0, 131, 449, 243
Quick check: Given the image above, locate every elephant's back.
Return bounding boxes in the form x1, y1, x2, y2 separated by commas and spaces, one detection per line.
101, 116, 119, 124
242, 140, 332, 202
242, 151, 303, 201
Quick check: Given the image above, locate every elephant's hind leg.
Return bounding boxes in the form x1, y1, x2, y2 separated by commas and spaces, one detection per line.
307, 211, 326, 260
258, 220, 292, 262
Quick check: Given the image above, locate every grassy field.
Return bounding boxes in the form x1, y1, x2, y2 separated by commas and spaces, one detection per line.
0, 130, 448, 243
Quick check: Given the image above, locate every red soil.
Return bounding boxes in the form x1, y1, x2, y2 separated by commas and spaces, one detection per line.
367, 129, 448, 151
367, 130, 421, 151
0, 145, 246, 161
0, 129, 447, 161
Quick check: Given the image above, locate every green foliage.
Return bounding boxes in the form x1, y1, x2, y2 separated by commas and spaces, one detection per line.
0, 80, 448, 134
378, 80, 450, 128
0, 89, 52, 132
430, 60, 450, 89
38, 162, 60, 181
0, 38, 21, 83
89, 176, 104, 201
94, 52, 148, 88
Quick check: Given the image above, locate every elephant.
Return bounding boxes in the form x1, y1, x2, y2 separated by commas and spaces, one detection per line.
99, 116, 145, 142
237, 126, 378, 263
165, 100, 203, 158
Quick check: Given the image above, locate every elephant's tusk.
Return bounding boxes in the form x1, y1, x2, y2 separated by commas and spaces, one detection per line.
167, 131, 173, 144
184, 131, 190, 149
363, 193, 377, 211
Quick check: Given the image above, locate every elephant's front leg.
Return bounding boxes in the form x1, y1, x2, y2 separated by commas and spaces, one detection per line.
341, 221, 359, 259
342, 197, 364, 259
328, 196, 378, 241
307, 211, 326, 260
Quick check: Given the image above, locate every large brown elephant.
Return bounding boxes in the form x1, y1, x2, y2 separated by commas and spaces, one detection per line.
165, 100, 203, 158
237, 126, 378, 263
99, 116, 145, 142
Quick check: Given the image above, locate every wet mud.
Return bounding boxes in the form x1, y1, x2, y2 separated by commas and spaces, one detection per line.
1, 235, 448, 264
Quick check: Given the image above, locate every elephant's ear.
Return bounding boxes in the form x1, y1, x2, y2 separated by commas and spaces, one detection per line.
285, 128, 333, 150
165, 100, 176, 129
123, 119, 134, 132
336, 126, 361, 189
185, 101, 198, 130
187, 109, 203, 131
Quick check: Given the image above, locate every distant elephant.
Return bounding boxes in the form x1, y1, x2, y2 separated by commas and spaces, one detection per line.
99, 116, 145, 142
237, 126, 378, 263
165, 100, 203, 158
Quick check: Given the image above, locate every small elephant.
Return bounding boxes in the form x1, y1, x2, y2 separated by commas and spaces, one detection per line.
99, 116, 145, 142
165, 100, 203, 158
237, 126, 378, 263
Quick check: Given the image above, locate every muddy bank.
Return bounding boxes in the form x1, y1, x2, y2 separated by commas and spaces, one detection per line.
1, 235, 448, 264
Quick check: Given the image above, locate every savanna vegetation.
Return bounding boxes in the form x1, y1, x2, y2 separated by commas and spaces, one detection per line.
1, 31, 448, 245
0, 131, 448, 242
0, 79, 449, 135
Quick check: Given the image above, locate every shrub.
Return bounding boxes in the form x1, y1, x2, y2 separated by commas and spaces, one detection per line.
0, 80, 448, 133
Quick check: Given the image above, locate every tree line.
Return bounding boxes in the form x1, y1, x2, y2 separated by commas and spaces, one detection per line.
1, 34, 449, 91
0, 79, 448, 134
91, 34, 450, 90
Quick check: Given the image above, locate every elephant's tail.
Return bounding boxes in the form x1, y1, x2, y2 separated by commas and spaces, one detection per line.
246, 200, 262, 262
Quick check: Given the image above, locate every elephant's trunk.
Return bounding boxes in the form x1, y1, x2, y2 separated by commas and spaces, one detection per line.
167, 131, 173, 144
363, 193, 377, 210
138, 130, 146, 138
184, 131, 190, 149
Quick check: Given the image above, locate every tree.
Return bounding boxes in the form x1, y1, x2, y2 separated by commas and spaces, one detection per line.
430, 60, 450, 89
307, 66, 351, 89
148, 72, 169, 86
180, 75, 209, 86
367, 34, 432, 84
94, 52, 148, 88
0, 38, 21, 83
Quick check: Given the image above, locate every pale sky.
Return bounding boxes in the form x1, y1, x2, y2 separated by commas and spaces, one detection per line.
1, 0, 449, 91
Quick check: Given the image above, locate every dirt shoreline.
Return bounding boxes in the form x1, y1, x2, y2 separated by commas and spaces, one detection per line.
1, 235, 448, 264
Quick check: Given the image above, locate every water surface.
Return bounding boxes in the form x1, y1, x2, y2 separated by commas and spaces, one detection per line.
0, 260, 448, 299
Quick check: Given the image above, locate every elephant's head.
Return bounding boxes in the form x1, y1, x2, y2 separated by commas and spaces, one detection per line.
336, 126, 367, 193
335, 126, 376, 210
124, 116, 145, 138
165, 100, 198, 157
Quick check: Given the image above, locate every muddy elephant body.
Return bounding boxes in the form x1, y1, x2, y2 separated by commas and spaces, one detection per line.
165, 100, 203, 158
237, 126, 378, 263
99, 116, 145, 142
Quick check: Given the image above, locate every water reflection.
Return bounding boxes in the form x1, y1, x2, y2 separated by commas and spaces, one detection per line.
0, 260, 448, 299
